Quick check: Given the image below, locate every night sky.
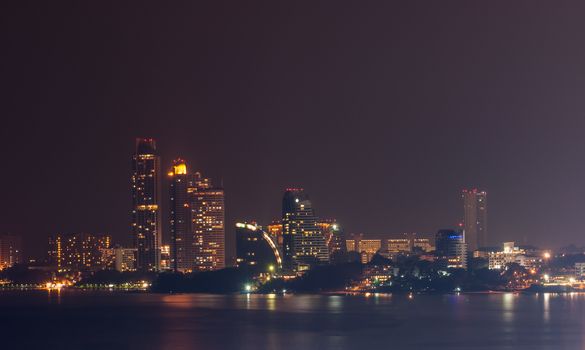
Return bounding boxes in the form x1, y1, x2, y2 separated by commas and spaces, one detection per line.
3, 2, 585, 259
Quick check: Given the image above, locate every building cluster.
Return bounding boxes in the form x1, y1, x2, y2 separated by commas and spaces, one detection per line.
128, 138, 224, 272
346, 233, 434, 264
4, 148, 585, 295
342, 189, 488, 270
129, 138, 226, 273
235, 188, 345, 272
474, 242, 542, 271
38, 138, 226, 275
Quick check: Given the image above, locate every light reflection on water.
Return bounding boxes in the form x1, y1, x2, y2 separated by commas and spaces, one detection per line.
2, 291, 585, 350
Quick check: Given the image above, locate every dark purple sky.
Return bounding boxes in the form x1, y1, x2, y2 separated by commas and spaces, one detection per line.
2, 2, 585, 259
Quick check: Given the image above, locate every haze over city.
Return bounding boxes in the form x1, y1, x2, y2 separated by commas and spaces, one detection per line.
3, 2, 585, 260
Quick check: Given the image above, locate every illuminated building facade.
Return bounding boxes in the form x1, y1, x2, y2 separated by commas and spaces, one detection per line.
462, 189, 488, 251
169, 159, 195, 272
115, 247, 137, 272
101, 247, 137, 272
387, 238, 410, 253
49, 233, 111, 272
487, 242, 539, 270
191, 175, 225, 271
131, 138, 162, 271
160, 245, 171, 270
346, 239, 356, 252
0, 234, 22, 269
318, 219, 346, 257
235, 223, 282, 270
282, 188, 329, 269
267, 220, 283, 247
435, 229, 467, 269
413, 238, 433, 252
358, 239, 382, 263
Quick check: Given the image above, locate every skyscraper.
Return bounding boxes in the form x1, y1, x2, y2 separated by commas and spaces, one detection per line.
169, 159, 194, 272
131, 138, 162, 271
191, 173, 225, 271
462, 189, 488, 251
282, 188, 329, 270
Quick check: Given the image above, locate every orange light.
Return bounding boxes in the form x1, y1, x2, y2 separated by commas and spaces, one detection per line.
173, 163, 187, 175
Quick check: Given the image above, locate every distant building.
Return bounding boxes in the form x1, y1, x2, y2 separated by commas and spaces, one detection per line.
235, 223, 282, 269
473, 247, 499, 259
0, 234, 22, 269
282, 188, 329, 270
575, 263, 585, 277
318, 219, 345, 257
487, 242, 540, 270
346, 234, 380, 263
359, 239, 382, 263
102, 247, 137, 272
169, 159, 195, 272
435, 229, 467, 269
349, 233, 434, 259
346, 239, 356, 252
413, 238, 433, 253
115, 247, 137, 272
131, 138, 162, 271
192, 176, 225, 271
462, 189, 488, 251
160, 245, 171, 270
49, 233, 111, 272
267, 220, 283, 248
387, 238, 410, 254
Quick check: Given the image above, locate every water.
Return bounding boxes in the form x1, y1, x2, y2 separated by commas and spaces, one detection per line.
1, 291, 584, 349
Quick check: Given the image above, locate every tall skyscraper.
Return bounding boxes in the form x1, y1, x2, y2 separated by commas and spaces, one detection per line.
169, 159, 194, 272
191, 172, 225, 271
131, 138, 162, 271
282, 188, 329, 270
462, 189, 488, 251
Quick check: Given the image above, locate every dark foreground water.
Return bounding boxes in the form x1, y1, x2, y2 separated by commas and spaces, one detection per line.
1, 291, 585, 349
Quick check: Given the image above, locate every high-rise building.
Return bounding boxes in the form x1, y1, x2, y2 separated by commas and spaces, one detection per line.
435, 229, 467, 269
282, 189, 329, 270
235, 222, 282, 269
0, 234, 22, 269
169, 159, 195, 272
462, 189, 488, 251
191, 173, 225, 271
48, 233, 111, 272
131, 138, 162, 271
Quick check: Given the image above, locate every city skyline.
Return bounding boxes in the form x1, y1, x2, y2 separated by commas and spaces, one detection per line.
2, 135, 583, 261
4, 2, 585, 259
